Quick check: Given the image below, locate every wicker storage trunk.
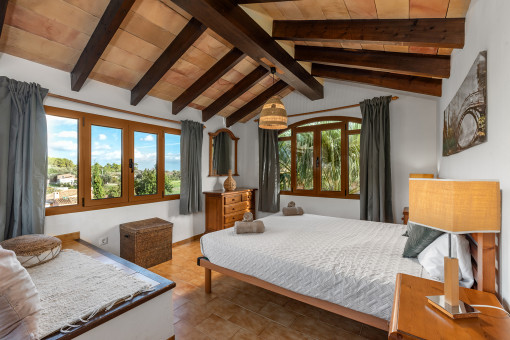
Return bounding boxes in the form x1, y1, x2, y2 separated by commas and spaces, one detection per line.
119, 218, 173, 268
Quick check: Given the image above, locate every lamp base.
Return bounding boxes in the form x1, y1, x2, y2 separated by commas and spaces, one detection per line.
427, 295, 480, 319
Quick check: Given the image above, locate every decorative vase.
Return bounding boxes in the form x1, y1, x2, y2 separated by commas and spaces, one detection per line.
223, 170, 236, 191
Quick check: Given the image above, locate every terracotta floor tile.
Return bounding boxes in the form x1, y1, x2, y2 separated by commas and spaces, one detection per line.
230, 291, 269, 313
173, 292, 190, 309
259, 320, 311, 340
290, 315, 364, 340
231, 328, 261, 340
205, 297, 244, 319
259, 302, 299, 327
175, 301, 213, 326
318, 309, 363, 334
228, 308, 270, 334
196, 314, 241, 339
178, 288, 218, 306
175, 319, 211, 340
360, 324, 388, 340
211, 282, 244, 300
284, 299, 323, 319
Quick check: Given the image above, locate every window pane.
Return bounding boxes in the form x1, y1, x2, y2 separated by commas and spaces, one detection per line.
134, 131, 158, 196
165, 133, 181, 195
278, 129, 291, 138
91, 125, 122, 199
278, 140, 291, 191
349, 134, 361, 194
46, 115, 78, 207
349, 122, 361, 130
321, 129, 342, 191
296, 131, 314, 190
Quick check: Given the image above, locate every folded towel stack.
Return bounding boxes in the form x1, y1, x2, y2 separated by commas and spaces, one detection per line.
282, 201, 304, 216
234, 220, 265, 234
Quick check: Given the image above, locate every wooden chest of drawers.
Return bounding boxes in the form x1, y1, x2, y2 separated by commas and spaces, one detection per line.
204, 188, 256, 232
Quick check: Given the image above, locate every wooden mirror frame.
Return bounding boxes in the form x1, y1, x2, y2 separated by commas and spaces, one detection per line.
208, 128, 239, 177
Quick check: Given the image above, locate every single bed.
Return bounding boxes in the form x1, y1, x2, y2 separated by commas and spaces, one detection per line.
198, 213, 497, 331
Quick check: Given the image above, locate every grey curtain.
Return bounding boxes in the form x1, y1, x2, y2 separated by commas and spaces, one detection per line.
0, 77, 48, 241
359, 96, 393, 223
180, 120, 204, 215
212, 132, 231, 175
258, 128, 280, 212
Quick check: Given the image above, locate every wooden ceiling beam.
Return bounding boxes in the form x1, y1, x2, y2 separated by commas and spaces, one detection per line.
295, 46, 450, 79
202, 66, 268, 122
236, 0, 294, 3
0, 0, 7, 38
172, 48, 245, 115
273, 19, 465, 48
70, 0, 136, 91
226, 80, 288, 127
171, 0, 323, 101
130, 18, 206, 106
311, 63, 442, 97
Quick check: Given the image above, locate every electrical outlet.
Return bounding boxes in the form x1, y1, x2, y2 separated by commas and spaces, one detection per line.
99, 237, 108, 246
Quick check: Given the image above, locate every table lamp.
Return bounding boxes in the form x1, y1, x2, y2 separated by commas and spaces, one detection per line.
409, 179, 501, 319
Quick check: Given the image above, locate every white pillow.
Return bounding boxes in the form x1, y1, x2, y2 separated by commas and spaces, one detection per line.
0, 245, 41, 339
417, 234, 474, 288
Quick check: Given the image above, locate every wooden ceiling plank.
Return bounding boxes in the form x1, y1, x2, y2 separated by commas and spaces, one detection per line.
311, 63, 442, 97
410, 0, 449, 19
71, 0, 136, 91
295, 45, 450, 78
447, 0, 471, 18
236, 0, 295, 3
374, 0, 409, 19
343, 0, 378, 19
272, 18, 465, 48
226, 80, 289, 127
202, 65, 268, 121
172, 48, 245, 115
171, 0, 323, 101
0, 0, 8, 38
130, 18, 206, 106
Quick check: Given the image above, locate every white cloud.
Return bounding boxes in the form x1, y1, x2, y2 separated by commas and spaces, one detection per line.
165, 142, 180, 147
47, 116, 77, 126
49, 140, 77, 152
54, 131, 77, 138
93, 141, 111, 150
140, 135, 155, 142
165, 152, 180, 161
134, 149, 157, 163
99, 134, 107, 141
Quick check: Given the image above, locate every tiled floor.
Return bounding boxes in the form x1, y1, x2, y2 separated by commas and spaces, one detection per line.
150, 240, 388, 340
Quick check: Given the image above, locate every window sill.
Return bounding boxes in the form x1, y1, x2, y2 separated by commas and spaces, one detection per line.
280, 192, 360, 200
45, 195, 180, 216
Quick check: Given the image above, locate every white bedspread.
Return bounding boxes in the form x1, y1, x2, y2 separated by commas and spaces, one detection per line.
200, 213, 424, 321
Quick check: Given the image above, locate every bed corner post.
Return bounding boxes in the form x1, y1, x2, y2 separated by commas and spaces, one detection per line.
205, 268, 211, 293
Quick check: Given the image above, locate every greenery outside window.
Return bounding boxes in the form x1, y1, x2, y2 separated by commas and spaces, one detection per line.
278, 116, 361, 199
45, 106, 181, 216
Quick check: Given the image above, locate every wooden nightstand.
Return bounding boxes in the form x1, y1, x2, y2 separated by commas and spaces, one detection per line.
390, 274, 510, 339
402, 207, 409, 225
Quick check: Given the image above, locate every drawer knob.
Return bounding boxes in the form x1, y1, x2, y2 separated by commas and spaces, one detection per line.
124, 234, 130, 238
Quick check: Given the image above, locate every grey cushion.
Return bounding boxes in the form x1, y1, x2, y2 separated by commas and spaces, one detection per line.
403, 223, 444, 258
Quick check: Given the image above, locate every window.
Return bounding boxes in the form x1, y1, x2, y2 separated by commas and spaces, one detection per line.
278, 116, 361, 199
45, 106, 181, 216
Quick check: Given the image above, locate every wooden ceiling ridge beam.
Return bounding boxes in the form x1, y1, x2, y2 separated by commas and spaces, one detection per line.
295, 45, 451, 79
0, 0, 7, 38
236, 0, 294, 3
202, 65, 268, 122
171, 0, 323, 101
71, 0, 136, 91
226, 80, 288, 127
130, 18, 207, 106
273, 18, 465, 48
172, 48, 245, 115
311, 63, 442, 97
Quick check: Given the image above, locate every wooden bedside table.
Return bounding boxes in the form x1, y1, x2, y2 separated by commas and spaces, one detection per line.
390, 274, 510, 339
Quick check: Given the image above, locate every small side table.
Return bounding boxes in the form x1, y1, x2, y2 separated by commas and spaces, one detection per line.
389, 273, 510, 339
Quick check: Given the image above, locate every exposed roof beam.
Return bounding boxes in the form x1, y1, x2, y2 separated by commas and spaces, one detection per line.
236, 0, 294, 3
226, 80, 288, 127
311, 63, 442, 97
295, 46, 450, 79
172, 48, 245, 115
71, 0, 136, 91
273, 19, 465, 48
0, 0, 7, 38
202, 66, 268, 122
130, 18, 206, 106
171, 0, 323, 101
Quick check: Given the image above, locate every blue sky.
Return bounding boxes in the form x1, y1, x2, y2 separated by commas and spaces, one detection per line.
47, 115, 180, 171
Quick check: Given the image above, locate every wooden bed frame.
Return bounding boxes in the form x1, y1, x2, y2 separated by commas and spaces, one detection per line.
198, 232, 497, 331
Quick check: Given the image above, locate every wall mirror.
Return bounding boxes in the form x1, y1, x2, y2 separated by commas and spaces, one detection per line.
209, 128, 239, 176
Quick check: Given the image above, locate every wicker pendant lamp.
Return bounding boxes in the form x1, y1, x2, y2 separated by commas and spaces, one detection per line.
259, 67, 287, 130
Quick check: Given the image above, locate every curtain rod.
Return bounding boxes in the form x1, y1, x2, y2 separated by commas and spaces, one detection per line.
254, 96, 399, 122
47, 93, 206, 128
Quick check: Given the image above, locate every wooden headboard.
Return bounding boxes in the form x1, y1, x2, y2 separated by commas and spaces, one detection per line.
467, 233, 497, 294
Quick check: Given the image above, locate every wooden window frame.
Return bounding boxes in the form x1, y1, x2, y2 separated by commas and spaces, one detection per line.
278, 116, 361, 200
45, 106, 181, 217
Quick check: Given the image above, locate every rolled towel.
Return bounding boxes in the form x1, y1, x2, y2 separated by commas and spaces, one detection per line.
287, 201, 296, 208
234, 220, 265, 234
243, 212, 254, 222
282, 206, 304, 216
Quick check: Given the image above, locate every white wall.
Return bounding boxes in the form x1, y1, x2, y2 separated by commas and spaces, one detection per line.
436, 0, 510, 308
0, 54, 253, 255
246, 79, 438, 221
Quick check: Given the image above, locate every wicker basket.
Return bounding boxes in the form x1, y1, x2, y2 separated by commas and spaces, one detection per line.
119, 218, 173, 268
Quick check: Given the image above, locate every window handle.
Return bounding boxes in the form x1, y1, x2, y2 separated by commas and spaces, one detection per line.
316, 157, 320, 168
129, 158, 134, 173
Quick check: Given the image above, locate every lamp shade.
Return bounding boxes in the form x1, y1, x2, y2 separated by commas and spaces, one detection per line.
409, 179, 501, 234
259, 96, 287, 130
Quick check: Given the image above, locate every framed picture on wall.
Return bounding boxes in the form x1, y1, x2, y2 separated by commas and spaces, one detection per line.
443, 51, 487, 156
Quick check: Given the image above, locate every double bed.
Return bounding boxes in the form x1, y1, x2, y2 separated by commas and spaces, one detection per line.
199, 213, 497, 330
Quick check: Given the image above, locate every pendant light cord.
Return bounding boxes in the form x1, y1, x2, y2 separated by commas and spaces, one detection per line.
470, 305, 510, 317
